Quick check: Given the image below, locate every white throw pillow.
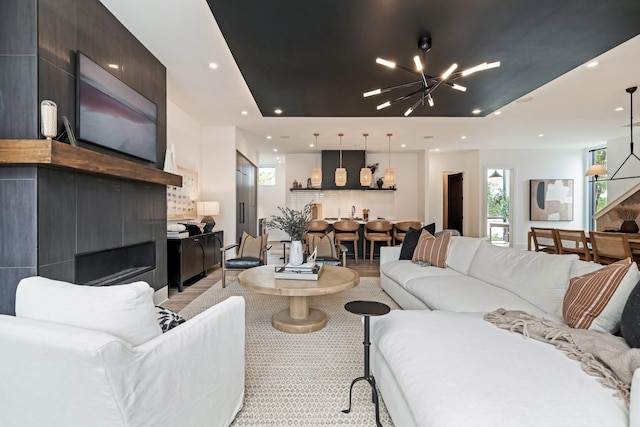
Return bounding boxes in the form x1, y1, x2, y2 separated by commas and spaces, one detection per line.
15, 277, 162, 346
445, 236, 484, 274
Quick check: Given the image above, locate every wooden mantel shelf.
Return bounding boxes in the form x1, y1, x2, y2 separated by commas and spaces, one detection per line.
0, 139, 182, 187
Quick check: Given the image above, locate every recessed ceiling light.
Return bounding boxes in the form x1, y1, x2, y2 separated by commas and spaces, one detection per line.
494, 111, 502, 115
241, 110, 248, 115
209, 62, 218, 69
266, 135, 272, 140
273, 148, 278, 152
616, 107, 624, 111
309, 144, 314, 147
274, 109, 283, 114
472, 109, 482, 115
108, 63, 119, 69
586, 61, 599, 68
538, 133, 544, 137
461, 136, 467, 140
401, 144, 406, 148
434, 148, 440, 152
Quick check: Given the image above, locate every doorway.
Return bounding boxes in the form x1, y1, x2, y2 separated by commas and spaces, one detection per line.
444, 172, 463, 235
486, 168, 512, 247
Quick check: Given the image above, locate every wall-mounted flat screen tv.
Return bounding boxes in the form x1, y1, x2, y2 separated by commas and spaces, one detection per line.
76, 51, 157, 163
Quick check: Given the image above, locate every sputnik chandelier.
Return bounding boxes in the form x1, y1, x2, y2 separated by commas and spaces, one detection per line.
363, 35, 500, 116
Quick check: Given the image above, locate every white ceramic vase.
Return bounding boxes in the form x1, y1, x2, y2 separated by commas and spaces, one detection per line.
289, 240, 304, 266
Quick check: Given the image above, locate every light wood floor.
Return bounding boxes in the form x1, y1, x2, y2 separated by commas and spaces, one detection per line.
162, 253, 381, 312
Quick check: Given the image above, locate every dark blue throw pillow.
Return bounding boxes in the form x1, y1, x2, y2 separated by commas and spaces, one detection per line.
399, 223, 436, 260
155, 305, 186, 332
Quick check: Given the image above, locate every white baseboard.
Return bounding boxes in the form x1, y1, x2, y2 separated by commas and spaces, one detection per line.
154, 286, 168, 305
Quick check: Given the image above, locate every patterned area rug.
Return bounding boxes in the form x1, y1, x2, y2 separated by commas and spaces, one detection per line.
179, 276, 399, 426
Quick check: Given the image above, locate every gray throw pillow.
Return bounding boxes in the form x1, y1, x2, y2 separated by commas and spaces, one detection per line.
620, 280, 640, 348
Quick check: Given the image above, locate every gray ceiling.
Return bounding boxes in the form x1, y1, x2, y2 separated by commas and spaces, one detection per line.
207, 0, 640, 118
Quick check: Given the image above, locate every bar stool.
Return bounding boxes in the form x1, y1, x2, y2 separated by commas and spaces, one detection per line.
333, 220, 360, 265
392, 221, 422, 245
364, 220, 392, 265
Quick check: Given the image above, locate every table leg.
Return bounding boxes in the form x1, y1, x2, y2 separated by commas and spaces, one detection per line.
290, 295, 308, 319
272, 296, 328, 333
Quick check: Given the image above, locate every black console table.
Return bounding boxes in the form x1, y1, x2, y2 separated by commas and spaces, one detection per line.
343, 300, 391, 427
167, 230, 223, 292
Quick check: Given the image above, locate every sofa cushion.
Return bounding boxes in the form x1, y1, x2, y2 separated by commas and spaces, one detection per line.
399, 225, 433, 260
468, 241, 577, 315
412, 230, 451, 268
445, 236, 484, 274
404, 275, 561, 321
371, 310, 629, 427
563, 258, 639, 333
238, 231, 268, 258
381, 260, 462, 288
15, 277, 162, 346
620, 280, 640, 348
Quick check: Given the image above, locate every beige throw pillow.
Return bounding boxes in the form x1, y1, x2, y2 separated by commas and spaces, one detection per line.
411, 230, 451, 268
238, 232, 268, 259
308, 231, 337, 258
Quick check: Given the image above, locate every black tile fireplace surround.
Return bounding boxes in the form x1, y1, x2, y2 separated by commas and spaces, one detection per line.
0, 165, 169, 315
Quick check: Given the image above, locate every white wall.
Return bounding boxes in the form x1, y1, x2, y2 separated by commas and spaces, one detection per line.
479, 149, 587, 248
428, 150, 480, 236
607, 134, 640, 201
167, 100, 202, 184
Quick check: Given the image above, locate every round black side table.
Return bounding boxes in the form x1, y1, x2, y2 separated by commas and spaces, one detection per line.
342, 300, 391, 427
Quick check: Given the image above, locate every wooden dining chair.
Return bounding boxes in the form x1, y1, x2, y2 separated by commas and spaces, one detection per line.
305, 220, 329, 253
530, 227, 558, 254
333, 220, 360, 265
364, 220, 393, 265
589, 231, 633, 265
553, 229, 591, 261
392, 221, 423, 245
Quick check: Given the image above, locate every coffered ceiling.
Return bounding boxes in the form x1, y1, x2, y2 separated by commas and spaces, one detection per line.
101, 0, 640, 155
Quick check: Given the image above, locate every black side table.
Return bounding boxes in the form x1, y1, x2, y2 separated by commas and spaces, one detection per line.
342, 300, 391, 427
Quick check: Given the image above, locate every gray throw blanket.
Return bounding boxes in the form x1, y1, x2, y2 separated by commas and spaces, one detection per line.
484, 308, 640, 404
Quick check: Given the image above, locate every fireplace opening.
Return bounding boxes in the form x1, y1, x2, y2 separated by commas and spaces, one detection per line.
75, 241, 156, 286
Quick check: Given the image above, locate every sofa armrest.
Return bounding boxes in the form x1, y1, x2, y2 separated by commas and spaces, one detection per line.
380, 245, 402, 266
114, 296, 246, 427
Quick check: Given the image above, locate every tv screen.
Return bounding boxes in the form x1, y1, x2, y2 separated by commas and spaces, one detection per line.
77, 51, 157, 163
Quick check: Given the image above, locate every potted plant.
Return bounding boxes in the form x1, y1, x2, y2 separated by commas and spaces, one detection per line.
612, 203, 640, 233
264, 203, 312, 265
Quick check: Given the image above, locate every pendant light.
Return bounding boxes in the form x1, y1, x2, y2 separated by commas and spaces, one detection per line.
310, 133, 322, 188
489, 170, 502, 178
335, 133, 347, 186
360, 133, 372, 186
383, 133, 395, 187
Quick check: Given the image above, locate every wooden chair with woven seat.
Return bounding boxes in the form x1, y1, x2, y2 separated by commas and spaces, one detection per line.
332, 220, 360, 265
392, 221, 423, 245
589, 231, 633, 265
530, 227, 559, 254
553, 229, 591, 261
364, 220, 393, 265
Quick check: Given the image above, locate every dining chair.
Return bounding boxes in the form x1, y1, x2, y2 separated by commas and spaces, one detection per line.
305, 220, 329, 253
333, 220, 360, 265
553, 229, 591, 261
364, 220, 393, 265
221, 232, 269, 287
392, 221, 423, 245
530, 227, 558, 254
589, 231, 633, 265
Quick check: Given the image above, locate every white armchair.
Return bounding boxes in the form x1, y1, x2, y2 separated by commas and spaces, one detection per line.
0, 277, 245, 427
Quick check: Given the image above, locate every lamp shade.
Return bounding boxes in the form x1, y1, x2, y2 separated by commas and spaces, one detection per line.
335, 168, 347, 186
383, 168, 395, 187
585, 164, 609, 178
360, 167, 372, 186
310, 167, 322, 187
197, 201, 220, 215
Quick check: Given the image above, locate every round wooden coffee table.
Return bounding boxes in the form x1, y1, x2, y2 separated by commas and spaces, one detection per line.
238, 265, 359, 333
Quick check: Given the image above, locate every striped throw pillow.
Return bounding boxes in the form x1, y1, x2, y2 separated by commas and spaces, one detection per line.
411, 230, 451, 268
563, 258, 633, 330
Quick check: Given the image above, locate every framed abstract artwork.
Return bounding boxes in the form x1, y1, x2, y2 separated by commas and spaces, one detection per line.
530, 179, 574, 221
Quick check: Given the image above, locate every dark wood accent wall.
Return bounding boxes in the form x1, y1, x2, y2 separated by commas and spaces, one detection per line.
321, 150, 366, 190
0, 0, 167, 168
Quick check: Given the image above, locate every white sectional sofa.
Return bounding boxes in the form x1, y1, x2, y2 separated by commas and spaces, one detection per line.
373, 236, 640, 427
0, 277, 245, 427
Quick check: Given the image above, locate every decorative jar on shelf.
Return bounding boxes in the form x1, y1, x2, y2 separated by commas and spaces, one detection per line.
376, 177, 384, 189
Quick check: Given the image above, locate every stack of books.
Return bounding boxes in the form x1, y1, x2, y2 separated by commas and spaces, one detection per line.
274, 262, 323, 280
167, 231, 189, 239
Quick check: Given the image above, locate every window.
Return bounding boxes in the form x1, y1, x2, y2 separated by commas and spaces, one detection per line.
259, 167, 276, 186
588, 148, 607, 230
